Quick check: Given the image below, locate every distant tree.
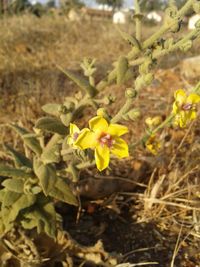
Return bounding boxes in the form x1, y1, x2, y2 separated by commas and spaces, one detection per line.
96, 0, 124, 11
30, 2, 46, 17
46, 0, 55, 8
60, 0, 84, 11
8, 0, 31, 14
139, 0, 189, 12
139, 0, 165, 12
174, 0, 187, 9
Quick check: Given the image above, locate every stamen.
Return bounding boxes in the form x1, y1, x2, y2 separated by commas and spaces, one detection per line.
182, 103, 193, 111
99, 133, 114, 148
73, 132, 79, 141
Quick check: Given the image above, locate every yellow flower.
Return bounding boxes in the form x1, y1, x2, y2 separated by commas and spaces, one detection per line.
74, 116, 129, 171
145, 116, 162, 128
145, 135, 161, 155
172, 89, 200, 128
67, 123, 81, 147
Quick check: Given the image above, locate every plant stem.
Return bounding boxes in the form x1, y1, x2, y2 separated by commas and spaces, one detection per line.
96, 0, 194, 92
111, 98, 133, 123
130, 27, 200, 67
134, 0, 142, 41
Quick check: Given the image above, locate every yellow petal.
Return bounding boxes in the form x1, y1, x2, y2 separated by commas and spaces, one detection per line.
69, 123, 80, 135
75, 129, 96, 149
172, 102, 179, 114
107, 123, 129, 136
189, 110, 197, 120
187, 93, 200, 104
179, 111, 187, 128
174, 89, 186, 106
89, 116, 108, 133
145, 135, 161, 155
111, 137, 129, 158
95, 144, 110, 171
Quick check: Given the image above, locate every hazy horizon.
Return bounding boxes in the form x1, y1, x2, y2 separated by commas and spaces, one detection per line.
83, 0, 134, 8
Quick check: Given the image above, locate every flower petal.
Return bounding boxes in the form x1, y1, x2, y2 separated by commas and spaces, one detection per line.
107, 123, 128, 136
172, 102, 179, 114
75, 129, 96, 149
174, 89, 186, 106
179, 111, 187, 128
188, 110, 197, 120
111, 137, 129, 158
95, 144, 110, 171
89, 116, 108, 132
187, 93, 200, 104
69, 123, 80, 135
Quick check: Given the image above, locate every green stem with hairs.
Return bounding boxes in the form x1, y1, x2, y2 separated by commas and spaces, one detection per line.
96, 0, 194, 92
130, 27, 200, 67
111, 98, 133, 123
134, 0, 142, 41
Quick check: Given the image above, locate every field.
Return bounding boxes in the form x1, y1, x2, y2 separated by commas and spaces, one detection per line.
1, 12, 200, 267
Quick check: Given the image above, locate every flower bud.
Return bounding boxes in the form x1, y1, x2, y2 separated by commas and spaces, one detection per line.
180, 40, 192, 52
164, 38, 174, 49
127, 109, 140, 120
139, 58, 152, 75
144, 73, 154, 85
58, 105, 68, 114
145, 116, 162, 127
135, 76, 145, 91
125, 88, 137, 98
97, 108, 106, 117
33, 127, 42, 135
60, 113, 72, 126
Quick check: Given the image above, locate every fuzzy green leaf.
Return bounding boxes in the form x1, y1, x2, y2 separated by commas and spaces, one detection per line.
10, 124, 42, 155
49, 177, 78, 206
0, 165, 33, 179
33, 158, 56, 196
2, 192, 36, 232
41, 134, 62, 164
62, 69, 97, 97
0, 213, 5, 236
22, 201, 56, 238
2, 178, 24, 193
0, 189, 6, 202
42, 103, 61, 117
21, 216, 38, 230
117, 29, 142, 50
3, 191, 22, 207
35, 117, 68, 135
4, 144, 32, 168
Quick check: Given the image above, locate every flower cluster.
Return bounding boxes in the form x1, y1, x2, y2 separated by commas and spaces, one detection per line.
145, 134, 161, 155
68, 116, 129, 171
172, 89, 200, 128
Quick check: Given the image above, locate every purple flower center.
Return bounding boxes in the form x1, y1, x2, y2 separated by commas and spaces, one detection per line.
99, 133, 114, 148
181, 103, 193, 111
73, 132, 79, 141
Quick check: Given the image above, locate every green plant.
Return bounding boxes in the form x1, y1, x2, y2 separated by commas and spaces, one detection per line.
1, 0, 200, 266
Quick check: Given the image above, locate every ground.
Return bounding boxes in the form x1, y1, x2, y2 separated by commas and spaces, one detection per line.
1, 14, 200, 267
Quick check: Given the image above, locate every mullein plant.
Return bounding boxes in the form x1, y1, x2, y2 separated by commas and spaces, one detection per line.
1, 0, 200, 266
